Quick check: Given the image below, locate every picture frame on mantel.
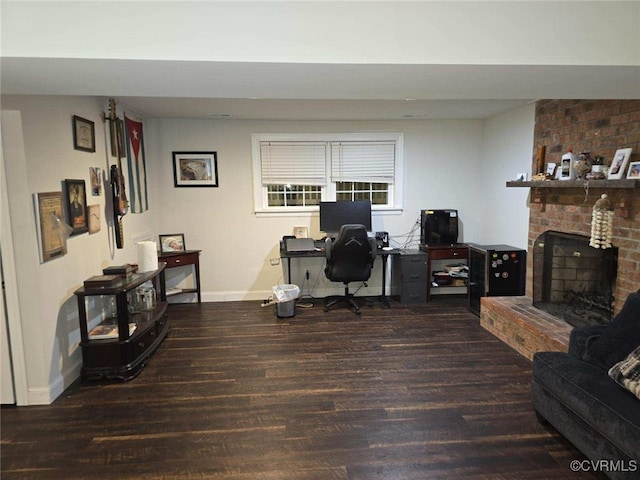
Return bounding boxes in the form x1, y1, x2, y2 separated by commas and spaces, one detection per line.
172, 151, 219, 187
627, 161, 640, 179
608, 148, 632, 180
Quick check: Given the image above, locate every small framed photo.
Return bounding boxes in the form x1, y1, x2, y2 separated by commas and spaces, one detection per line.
159, 234, 186, 254
608, 148, 632, 179
88, 204, 101, 234
626, 161, 640, 179
72, 115, 96, 153
64, 179, 88, 235
293, 226, 309, 238
173, 151, 219, 187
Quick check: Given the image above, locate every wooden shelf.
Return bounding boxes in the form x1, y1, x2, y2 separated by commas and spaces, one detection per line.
506, 179, 638, 219
506, 179, 639, 189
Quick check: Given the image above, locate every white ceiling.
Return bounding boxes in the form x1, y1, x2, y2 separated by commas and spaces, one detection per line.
2, 58, 639, 120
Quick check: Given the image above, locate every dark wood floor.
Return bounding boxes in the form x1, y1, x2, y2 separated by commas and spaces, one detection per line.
2, 296, 596, 479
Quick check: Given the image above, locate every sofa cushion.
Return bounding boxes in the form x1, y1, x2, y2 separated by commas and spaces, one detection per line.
532, 351, 640, 460
609, 345, 640, 400
584, 292, 640, 370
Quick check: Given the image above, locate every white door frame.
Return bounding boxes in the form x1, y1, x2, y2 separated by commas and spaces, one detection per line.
1, 111, 30, 405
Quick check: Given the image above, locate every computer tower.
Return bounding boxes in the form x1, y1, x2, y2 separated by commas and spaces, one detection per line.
468, 244, 526, 316
420, 209, 458, 245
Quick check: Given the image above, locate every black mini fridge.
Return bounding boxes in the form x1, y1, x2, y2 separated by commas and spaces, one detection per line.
468, 244, 526, 316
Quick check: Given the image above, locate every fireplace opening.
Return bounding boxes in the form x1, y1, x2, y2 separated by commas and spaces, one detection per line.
533, 231, 618, 327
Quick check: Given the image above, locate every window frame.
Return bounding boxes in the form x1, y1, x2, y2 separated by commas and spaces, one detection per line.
252, 132, 404, 216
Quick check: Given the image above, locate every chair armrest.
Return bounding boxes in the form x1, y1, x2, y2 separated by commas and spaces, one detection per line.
368, 238, 377, 261
325, 238, 333, 261
568, 324, 608, 359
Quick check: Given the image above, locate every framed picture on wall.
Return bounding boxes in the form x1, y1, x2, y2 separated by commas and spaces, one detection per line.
33, 191, 68, 263
159, 233, 186, 254
88, 204, 101, 234
172, 151, 219, 187
64, 179, 88, 235
608, 148, 632, 180
72, 115, 95, 153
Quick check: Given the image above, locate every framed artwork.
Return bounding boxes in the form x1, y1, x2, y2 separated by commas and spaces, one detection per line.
33, 192, 68, 263
88, 204, 101, 234
627, 161, 640, 179
293, 226, 309, 238
72, 115, 95, 153
89, 167, 102, 196
64, 179, 88, 235
159, 234, 186, 254
172, 151, 218, 187
608, 148, 632, 180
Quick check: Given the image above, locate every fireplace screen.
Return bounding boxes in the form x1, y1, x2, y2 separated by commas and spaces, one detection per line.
533, 231, 617, 327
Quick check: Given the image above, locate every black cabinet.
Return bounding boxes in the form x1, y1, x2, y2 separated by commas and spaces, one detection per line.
392, 250, 428, 304
74, 264, 169, 382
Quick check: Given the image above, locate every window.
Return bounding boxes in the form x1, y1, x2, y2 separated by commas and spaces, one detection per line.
252, 133, 403, 215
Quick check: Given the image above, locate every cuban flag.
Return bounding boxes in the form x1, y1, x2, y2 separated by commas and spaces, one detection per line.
124, 114, 149, 213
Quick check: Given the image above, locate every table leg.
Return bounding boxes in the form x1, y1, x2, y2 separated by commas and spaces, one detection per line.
378, 253, 391, 308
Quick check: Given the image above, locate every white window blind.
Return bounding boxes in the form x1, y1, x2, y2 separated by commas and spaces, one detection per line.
260, 142, 326, 186
331, 142, 395, 183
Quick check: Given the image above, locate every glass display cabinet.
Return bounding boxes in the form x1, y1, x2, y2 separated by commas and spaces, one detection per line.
74, 264, 168, 382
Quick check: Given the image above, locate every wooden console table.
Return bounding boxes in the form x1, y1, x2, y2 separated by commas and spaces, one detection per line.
157, 250, 202, 303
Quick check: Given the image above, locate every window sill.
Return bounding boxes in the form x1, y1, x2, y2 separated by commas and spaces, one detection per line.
255, 207, 403, 218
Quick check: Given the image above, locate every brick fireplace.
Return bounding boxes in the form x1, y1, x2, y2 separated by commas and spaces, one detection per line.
533, 230, 618, 326
481, 99, 640, 359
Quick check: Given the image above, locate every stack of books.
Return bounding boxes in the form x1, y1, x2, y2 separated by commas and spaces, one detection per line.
102, 264, 136, 278
430, 263, 469, 287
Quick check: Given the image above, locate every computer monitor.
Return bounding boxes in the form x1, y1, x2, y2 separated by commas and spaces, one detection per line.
320, 200, 372, 236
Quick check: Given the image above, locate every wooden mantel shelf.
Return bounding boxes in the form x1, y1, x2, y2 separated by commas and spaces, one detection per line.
506, 178, 638, 218
506, 179, 639, 189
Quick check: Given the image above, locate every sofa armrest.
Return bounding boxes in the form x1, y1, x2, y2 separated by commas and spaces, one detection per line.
569, 324, 608, 359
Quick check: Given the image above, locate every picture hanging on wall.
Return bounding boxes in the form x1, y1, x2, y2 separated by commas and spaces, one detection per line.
33, 192, 68, 263
88, 204, 101, 234
172, 151, 219, 187
72, 115, 95, 153
89, 167, 102, 196
64, 179, 88, 235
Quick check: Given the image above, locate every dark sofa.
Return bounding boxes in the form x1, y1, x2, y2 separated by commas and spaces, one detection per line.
531, 292, 640, 480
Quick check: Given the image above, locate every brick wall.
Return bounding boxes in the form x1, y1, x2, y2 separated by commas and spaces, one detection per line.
527, 100, 640, 312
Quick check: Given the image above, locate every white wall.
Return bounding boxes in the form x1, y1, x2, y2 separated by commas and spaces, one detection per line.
475, 104, 535, 249
1, 94, 534, 404
1, 95, 157, 404
149, 118, 485, 300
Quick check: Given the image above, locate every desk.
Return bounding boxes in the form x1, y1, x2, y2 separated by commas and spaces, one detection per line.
157, 250, 201, 303
279, 241, 400, 308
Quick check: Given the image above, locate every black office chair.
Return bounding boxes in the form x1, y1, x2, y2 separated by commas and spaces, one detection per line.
324, 224, 377, 315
